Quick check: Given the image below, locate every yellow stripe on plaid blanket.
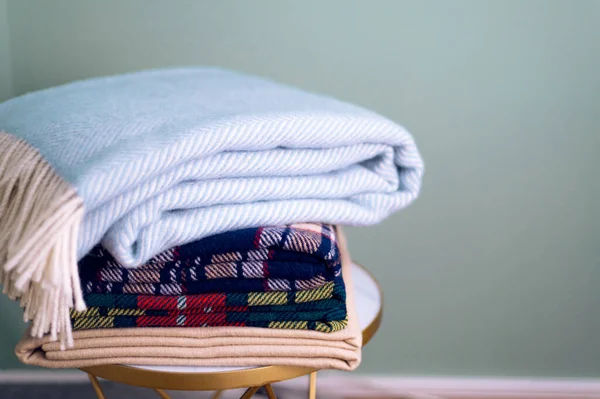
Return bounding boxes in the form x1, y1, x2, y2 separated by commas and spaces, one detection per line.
70, 307, 101, 318
247, 281, 335, 306
268, 321, 308, 330
315, 318, 348, 333
295, 281, 334, 303
248, 291, 288, 306
73, 316, 115, 330
71, 308, 148, 318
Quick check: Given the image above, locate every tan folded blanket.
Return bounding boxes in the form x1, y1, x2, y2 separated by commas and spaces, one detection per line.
15, 229, 362, 370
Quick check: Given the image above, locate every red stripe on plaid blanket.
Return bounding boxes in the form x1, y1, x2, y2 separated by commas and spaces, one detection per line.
262, 260, 269, 278
136, 294, 228, 310
186, 293, 227, 308
136, 313, 235, 327
166, 306, 247, 314
253, 227, 262, 248
137, 296, 178, 309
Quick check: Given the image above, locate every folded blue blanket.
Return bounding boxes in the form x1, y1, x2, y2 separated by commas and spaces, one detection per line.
0, 67, 423, 346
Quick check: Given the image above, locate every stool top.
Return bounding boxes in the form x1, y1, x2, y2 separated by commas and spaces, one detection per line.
81, 262, 382, 390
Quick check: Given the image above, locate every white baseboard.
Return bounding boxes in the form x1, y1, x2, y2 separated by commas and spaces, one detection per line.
2, 370, 600, 398
277, 372, 600, 399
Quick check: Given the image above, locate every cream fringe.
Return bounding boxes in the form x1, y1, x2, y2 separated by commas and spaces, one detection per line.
0, 131, 85, 349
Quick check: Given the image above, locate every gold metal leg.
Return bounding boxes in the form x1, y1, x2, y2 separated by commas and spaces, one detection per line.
154, 388, 172, 399
87, 373, 107, 399
211, 390, 224, 399
240, 386, 260, 399
263, 384, 277, 399
308, 371, 317, 399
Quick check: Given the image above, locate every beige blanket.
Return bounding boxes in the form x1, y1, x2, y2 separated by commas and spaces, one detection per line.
15, 229, 362, 370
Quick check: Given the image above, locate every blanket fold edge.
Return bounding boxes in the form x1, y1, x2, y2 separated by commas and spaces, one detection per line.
0, 131, 85, 349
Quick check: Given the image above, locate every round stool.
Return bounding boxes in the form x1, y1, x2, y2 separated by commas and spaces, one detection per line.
82, 262, 383, 399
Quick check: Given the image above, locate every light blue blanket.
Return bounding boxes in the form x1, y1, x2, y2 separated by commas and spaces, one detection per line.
1, 67, 423, 268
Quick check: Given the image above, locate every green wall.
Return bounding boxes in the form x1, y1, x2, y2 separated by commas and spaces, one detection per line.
0, 0, 11, 101
2, 0, 600, 376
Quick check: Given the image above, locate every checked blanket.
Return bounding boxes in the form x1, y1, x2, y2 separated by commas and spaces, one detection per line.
72, 223, 347, 332
71, 281, 347, 332
78, 223, 340, 294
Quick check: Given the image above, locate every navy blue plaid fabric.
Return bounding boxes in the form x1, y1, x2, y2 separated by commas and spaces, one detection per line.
73, 224, 348, 332
79, 224, 340, 295
82, 273, 331, 295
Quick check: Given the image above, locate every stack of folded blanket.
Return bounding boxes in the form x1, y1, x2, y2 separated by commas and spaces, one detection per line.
74, 223, 347, 332
16, 226, 362, 370
0, 67, 424, 370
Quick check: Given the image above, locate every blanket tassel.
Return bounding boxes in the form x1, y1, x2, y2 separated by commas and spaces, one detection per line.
0, 131, 85, 349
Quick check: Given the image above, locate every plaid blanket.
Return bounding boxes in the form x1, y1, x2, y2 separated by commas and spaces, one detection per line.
72, 277, 346, 332
73, 223, 347, 332
79, 224, 340, 295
